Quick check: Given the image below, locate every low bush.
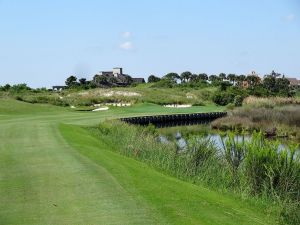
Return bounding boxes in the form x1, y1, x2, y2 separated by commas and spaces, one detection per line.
212, 92, 235, 106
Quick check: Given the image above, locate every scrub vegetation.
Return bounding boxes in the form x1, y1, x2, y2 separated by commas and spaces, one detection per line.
9, 85, 217, 107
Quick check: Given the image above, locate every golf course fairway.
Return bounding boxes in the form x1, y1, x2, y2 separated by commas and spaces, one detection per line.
0, 100, 276, 225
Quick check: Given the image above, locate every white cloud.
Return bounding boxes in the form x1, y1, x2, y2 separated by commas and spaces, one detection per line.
120, 41, 133, 50
122, 31, 131, 38
285, 13, 295, 22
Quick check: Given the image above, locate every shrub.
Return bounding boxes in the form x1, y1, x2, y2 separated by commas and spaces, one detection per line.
212, 92, 235, 106
234, 95, 243, 106
151, 79, 176, 88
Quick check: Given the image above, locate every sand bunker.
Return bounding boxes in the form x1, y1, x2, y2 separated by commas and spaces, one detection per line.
92, 107, 109, 112
94, 103, 132, 107
78, 90, 141, 97
102, 91, 141, 97
164, 104, 192, 108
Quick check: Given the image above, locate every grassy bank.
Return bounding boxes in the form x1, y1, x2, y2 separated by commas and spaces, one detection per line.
87, 121, 300, 224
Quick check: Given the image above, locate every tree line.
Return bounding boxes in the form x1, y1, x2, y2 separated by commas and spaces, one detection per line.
147, 70, 295, 106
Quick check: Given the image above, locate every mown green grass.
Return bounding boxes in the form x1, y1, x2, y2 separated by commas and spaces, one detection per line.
0, 99, 276, 224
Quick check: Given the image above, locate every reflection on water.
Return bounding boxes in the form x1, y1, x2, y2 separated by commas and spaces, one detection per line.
159, 132, 298, 152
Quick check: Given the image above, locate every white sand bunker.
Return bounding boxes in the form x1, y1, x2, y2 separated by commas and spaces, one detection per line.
93, 103, 132, 107
164, 104, 192, 108
106, 103, 132, 107
102, 91, 141, 97
92, 107, 109, 112
78, 90, 141, 97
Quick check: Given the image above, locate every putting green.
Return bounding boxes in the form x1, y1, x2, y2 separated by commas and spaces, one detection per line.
0, 100, 276, 225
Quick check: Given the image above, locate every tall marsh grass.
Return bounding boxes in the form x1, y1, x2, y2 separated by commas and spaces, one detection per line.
88, 121, 300, 224
243, 96, 300, 108
212, 106, 300, 141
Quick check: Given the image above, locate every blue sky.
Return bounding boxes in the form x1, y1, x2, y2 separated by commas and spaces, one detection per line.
0, 0, 299, 87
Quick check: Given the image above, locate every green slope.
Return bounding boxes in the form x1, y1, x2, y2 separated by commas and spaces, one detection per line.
0, 100, 276, 225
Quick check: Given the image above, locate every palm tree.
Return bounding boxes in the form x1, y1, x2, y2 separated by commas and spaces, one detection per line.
237, 74, 246, 87
209, 75, 219, 82
190, 74, 199, 82
198, 73, 208, 81
227, 74, 236, 85
219, 73, 227, 81
246, 75, 260, 87
163, 73, 180, 83
180, 71, 192, 83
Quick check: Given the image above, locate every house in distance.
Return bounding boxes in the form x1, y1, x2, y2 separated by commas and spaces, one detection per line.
287, 77, 300, 89
93, 67, 145, 87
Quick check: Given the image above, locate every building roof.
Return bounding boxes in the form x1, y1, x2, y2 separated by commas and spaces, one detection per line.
287, 78, 300, 86
132, 78, 145, 83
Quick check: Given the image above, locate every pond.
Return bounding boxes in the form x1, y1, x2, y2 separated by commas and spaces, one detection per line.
158, 131, 298, 153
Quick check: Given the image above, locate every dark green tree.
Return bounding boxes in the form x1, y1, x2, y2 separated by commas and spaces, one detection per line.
11, 83, 30, 92
198, 73, 208, 81
219, 73, 227, 81
65, 76, 78, 87
263, 76, 277, 94
0, 84, 11, 91
209, 75, 219, 82
190, 74, 199, 82
180, 71, 192, 83
107, 76, 118, 84
79, 78, 87, 86
148, 75, 161, 83
235, 75, 246, 87
93, 75, 108, 86
246, 75, 260, 87
227, 74, 237, 84
276, 77, 290, 96
163, 73, 180, 83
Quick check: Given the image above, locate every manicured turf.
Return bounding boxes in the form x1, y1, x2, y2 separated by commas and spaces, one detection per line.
0, 100, 276, 225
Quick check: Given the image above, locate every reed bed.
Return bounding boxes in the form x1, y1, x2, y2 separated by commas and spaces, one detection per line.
88, 121, 300, 224
212, 106, 300, 141
243, 96, 300, 108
